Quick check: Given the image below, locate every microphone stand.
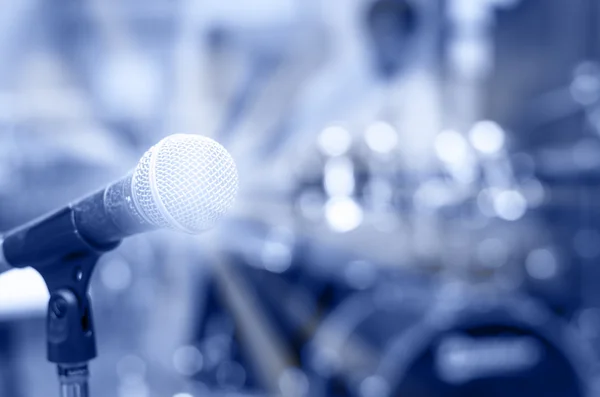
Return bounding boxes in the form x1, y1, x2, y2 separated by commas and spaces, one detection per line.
19, 207, 122, 397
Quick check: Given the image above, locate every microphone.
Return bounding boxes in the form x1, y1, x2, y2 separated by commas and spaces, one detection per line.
0, 134, 238, 271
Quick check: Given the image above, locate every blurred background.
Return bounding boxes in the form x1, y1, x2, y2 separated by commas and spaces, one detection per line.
0, 0, 599, 396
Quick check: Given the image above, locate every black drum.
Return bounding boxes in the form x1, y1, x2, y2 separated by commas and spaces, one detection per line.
307, 287, 596, 397
376, 292, 595, 397
305, 278, 434, 396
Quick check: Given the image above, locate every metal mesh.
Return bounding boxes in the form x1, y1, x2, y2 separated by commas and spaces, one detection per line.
131, 134, 238, 233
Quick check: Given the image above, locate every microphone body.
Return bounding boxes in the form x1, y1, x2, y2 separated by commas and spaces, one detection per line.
1, 174, 152, 270
0, 134, 238, 271
75, 174, 153, 246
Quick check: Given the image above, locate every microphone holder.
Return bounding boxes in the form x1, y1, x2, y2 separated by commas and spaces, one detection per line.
38, 253, 100, 397
14, 206, 123, 397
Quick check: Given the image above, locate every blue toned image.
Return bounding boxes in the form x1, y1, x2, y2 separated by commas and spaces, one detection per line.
0, 0, 597, 396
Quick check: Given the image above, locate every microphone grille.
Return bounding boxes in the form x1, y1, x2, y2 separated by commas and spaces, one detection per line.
131, 134, 238, 233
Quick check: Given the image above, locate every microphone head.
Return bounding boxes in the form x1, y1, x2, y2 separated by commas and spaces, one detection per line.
131, 134, 238, 233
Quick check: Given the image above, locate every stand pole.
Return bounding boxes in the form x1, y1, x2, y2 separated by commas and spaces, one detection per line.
58, 363, 89, 397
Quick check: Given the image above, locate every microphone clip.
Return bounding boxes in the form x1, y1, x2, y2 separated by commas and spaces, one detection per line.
40, 253, 98, 365
29, 207, 120, 397
38, 252, 100, 397
38, 251, 100, 397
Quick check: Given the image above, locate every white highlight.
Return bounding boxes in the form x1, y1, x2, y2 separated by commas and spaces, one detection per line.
0, 268, 48, 319
324, 157, 355, 197
100, 257, 132, 292
325, 197, 363, 233
365, 121, 398, 154
469, 120, 505, 154
98, 52, 161, 120
318, 126, 352, 157
435, 130, 469, 164
493, 190, 527, 221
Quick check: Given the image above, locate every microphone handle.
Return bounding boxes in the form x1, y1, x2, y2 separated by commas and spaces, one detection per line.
73, 174, 153, 248
0, 173, 153, 269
